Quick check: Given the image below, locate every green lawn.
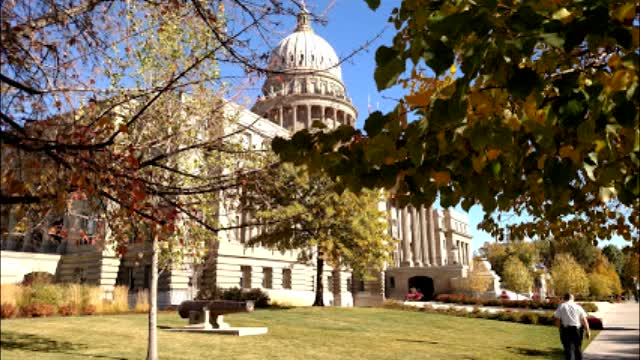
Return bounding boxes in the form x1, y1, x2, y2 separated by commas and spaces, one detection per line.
1, 307, 593, 360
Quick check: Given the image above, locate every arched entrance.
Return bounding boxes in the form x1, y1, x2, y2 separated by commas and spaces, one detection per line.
408, 276, 435, 301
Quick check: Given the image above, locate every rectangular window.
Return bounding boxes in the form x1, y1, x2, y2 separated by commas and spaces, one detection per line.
282, 269, 292, 289
358, 279, 365, 292
389, 276, 396, 289
241, 266, 252, 289
262, 267, 273, 289
327, 276, 334, 293
346, 277, 352, 292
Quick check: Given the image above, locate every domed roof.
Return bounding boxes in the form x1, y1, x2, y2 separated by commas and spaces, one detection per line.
267, 6, 342, 80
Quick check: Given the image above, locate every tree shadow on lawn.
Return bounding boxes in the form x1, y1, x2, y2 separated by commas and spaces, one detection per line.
0, 331, 125, 359
506, 346, 564, 359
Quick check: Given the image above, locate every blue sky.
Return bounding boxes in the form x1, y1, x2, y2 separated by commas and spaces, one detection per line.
223, 0, 630, 253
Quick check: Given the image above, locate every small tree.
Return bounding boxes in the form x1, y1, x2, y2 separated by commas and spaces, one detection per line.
602, 244, 625, 276
502, 257, 532, 300
457, 260, 492, 298
589, 254, 622, 298
621, 251, 640, 294
479, 242, 509, 278
551, 254, 589, 298
242, 163, 396, 306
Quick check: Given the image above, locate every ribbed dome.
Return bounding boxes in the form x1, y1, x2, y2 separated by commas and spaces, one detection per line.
267, 7, 342, 80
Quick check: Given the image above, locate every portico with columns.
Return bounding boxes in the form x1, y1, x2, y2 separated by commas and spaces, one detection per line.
362, 206, 474, 303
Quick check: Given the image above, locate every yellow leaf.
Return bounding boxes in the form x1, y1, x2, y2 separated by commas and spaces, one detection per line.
469, 92, 493, 117
383, 156, 395, 165
607, 54, 621, 69
614, 2, 636, 22
608, 70, 632, 92
552, 8, 572, 22
450, 64, 457, 74
632, 27, 639, 48
472, 155, 486, 173
559, 145, 580, 163
405, 89, 432, 108
537, 155, 546, 170
432, 170, 451, 186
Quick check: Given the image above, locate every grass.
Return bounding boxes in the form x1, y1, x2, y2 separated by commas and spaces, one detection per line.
0, 307, 596, 360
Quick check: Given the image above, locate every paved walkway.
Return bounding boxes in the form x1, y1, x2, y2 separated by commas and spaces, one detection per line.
584, 302, 640, 360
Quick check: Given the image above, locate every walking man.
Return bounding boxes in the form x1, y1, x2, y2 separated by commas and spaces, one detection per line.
554, 293, 591, 360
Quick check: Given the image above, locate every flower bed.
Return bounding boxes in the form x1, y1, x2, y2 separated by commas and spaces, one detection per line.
383, 301, 600, 328
434, 294, 598, 312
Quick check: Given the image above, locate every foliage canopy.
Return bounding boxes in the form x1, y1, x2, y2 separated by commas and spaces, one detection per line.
273, 0, 639, 243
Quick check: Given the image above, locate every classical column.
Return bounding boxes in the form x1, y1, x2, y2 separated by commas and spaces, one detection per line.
331, 269, 342, 306
293, 106, 298, 132
411, 207, 423, 267
431, 208, 443, 266
419, 206, 431, 266
306, 105, 311, 128
321, 106, 326, 125
401, 207, 412, 267
278, 106, 283, 127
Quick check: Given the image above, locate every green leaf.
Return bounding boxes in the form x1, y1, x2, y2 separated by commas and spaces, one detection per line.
423, 39, 454, 75
363, 111, 389, 137
364, 0, 381, 11
374, 58, 405, 91
541, 33, 565, 48
507, 67, 540, 99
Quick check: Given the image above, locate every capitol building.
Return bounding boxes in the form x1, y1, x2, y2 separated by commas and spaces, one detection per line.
1, 5, 479, 307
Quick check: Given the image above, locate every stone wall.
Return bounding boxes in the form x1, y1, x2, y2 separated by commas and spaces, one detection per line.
0, 250, 61, 283
385, 265, 468, 300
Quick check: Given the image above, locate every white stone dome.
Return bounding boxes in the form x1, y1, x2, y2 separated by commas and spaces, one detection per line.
267, 8, 342, 80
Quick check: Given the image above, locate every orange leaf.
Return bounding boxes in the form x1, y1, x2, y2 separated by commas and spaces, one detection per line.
486, 148, 501, 161
432, 170, 451, 186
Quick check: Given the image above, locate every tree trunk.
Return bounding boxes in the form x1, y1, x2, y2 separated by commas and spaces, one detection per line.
146, 232, 159, 360
313, 253, 324, 307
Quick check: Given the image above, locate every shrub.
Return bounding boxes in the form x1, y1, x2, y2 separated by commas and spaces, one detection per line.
485, 299, 501, 307
22, 272, 55, 286
58, 304, 77, 316
22, 302, 55, 317
1, 303, 17, 319
587, 316, 604, 330
520, 312, 539, 325
551, 254, 590, 297
242, 288, 270, 308
1, 284, 23, 306
30, 284, 63, 308
110, 286, 130, 313
537, 312, 556, 326
221, 287, 244, 301
82, 304, 97, 315
220, 287, 270, 308
63, 284, 85, 308
196, 285, 223, 301
134, 290, 149, 313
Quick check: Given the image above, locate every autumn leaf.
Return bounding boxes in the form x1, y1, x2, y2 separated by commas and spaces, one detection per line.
432, 170, 451, 186
486, 148, 501, 161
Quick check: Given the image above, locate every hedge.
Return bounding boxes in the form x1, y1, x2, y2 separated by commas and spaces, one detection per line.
434, 294, 598, 312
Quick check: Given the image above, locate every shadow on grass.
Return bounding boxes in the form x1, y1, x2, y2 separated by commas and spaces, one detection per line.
0, 331, 125, 359
395, 338, 440, 345
506, 346, 564, 359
